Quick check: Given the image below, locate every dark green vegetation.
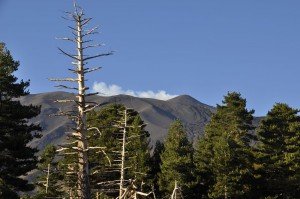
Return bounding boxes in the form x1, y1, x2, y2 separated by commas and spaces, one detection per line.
32, 145, 63, 199
256, 103, 300, 198
1, 43, 300, 198
195, 92, 257, 198
31, 104, 153, 199
87, 104, 152, 198
0, 43, 41, 198
158, 120, 196, 198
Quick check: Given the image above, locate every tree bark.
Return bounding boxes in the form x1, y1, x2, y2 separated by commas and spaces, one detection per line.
76, 15, 91, 199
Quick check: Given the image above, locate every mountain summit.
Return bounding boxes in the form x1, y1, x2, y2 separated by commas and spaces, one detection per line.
20, 92, 215, 150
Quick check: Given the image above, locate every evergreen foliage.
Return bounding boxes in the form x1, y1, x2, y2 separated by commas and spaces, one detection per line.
150, 140, 164, 197
126, 115, 152, 190
158, 120, 196, 198
195, 92, 256, 198
87, 104, 121, 197
0, 43, 41, 198
5, 67, 297, 199
256, 103, 300, 198
33, 145, 64, 199
87, 104, 152, 197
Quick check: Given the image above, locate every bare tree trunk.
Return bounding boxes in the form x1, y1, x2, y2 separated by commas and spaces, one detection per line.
224, 185, 227, 199
75, 14, 91, 199
171, 181, 177, 199
171, 181, 184, 199
119, 109, 127, 199
51, 3, 113, 199
69, 188, 73, 199
45, 163, 50, 194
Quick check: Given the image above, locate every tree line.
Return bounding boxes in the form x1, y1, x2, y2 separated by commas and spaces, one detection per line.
1, 3, 300, 199
1, 43, 300, 198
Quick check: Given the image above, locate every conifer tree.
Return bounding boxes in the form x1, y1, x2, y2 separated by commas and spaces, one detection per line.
126, 115, 152, 190
33, 145, 64, 199
256, 103, 300, 198
150, 140, 164, 197
0, 43, 41, 198
87, 104, 152, 198
158, 120, 196, 198
195, 92, 256, 198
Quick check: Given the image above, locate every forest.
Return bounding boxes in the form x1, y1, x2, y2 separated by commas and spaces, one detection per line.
1, 3, 300, 199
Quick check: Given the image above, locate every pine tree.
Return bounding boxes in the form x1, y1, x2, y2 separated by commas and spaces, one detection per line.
150, 140, 164, 197
195, 92, 256, 198
126, 115, 152, 190
158, 120, 196, 198
87, 104, 152, 198
256, 103, 300, 198
33, 145, 64, 199
87, 105, 120, 198
194, 135, 213, 198
0, 43, 41, 198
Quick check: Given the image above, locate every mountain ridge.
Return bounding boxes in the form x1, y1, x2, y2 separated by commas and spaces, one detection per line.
20, 91, 215, 150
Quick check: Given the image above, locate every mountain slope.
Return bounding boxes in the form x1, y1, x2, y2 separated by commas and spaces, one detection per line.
20, 91, 215, 150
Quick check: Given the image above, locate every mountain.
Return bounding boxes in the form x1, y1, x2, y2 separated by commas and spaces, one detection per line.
20, 91, 215, 150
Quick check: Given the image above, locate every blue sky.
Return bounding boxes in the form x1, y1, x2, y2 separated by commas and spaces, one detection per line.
1, 0, 300, 116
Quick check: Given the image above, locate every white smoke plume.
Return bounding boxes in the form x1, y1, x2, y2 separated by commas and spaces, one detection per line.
92, 82, 177, 101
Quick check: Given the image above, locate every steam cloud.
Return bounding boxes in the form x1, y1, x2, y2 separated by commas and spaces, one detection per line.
93, 82, 177, 101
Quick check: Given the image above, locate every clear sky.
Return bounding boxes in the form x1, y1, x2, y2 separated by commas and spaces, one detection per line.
1, 0, 300, 116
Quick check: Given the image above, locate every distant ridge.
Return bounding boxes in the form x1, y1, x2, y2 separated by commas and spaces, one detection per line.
20, 92, 215, 150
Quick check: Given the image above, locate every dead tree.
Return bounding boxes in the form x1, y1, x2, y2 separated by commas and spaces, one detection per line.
50, 3, 113, 198
93, 106, 152, 199
95, 108, 134, 198
118, 108, 131, 199
37, 163, 51, 194
114, 108, 150, 199
171, 181, 184, 199
119, 179, 154, 199
45, 163, 50, 194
